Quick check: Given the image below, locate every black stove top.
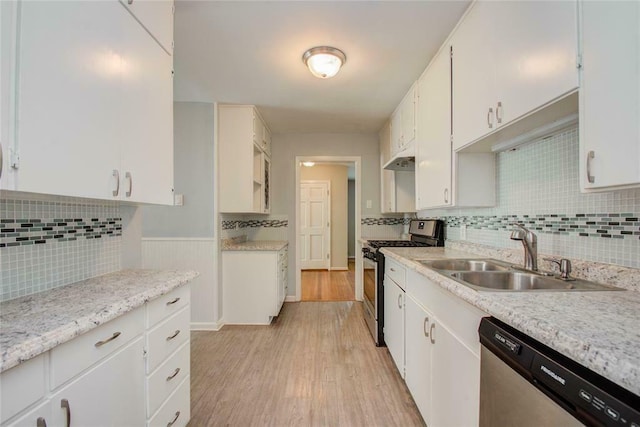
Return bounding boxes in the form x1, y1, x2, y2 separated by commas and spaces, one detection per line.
366, 240, 429, 249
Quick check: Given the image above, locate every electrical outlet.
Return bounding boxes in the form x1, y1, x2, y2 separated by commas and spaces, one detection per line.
460, 224, 467, 240
366, 200, 372, 209
173, 194, 184, 206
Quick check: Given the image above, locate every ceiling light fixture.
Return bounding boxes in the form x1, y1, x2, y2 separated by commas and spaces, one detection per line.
302, 46, 346, 79
302, 161, 315, 167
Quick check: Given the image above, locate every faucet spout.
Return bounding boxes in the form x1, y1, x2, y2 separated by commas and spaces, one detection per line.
510, 223, 538, 271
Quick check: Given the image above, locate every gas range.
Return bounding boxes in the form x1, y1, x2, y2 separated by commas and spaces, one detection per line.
362, 219, 444, 346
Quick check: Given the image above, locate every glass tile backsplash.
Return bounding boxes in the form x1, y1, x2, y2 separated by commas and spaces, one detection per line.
0, 195, 122, 301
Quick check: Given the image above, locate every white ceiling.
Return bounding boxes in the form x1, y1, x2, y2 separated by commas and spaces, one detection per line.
173, 1, 471, 134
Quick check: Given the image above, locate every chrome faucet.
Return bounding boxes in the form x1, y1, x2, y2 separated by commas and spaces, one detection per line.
510, 223, 538, 271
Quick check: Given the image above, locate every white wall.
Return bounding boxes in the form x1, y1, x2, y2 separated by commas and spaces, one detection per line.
301, 164, 348, 269
271, 132, 379, 295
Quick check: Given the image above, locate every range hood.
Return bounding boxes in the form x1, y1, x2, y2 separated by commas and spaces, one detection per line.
383, 145, 415, 171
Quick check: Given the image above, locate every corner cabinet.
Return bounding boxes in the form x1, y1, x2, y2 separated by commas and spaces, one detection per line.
222, 246, 288, 325
219, 105, 272, 214
390, 83, 417, 156
0, 0, 175, 204
579, 0, 640, 191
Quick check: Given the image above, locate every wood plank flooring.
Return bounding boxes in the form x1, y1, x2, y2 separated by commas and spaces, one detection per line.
189, 302, 425, 426
301, 260, 355, 302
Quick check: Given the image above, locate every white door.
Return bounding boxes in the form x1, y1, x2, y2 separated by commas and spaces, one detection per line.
384, 278, 405, 378
300, 181, 330, 270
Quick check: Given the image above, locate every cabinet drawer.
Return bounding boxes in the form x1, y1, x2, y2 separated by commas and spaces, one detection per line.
407, 269, 486, 355
51, 307, 144, 389
0, 354, 46, 423
148, 376, 190, 427
385, 257, 406, 290
146, 286, 190, 328
147, 341, 190, 416
147, 306, 190, 373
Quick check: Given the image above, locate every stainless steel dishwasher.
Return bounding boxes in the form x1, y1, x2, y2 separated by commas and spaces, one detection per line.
478, 317, 640, 427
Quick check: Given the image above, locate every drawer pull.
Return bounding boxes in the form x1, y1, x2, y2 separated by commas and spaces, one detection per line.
166, 297, 181, 306
390, 268, 396, 272
61, 399, 71, 427
37, 417, 47, 427
166, 367, 181, 381
166, 330, 181, 341
94, 331, 121, 347
167, 411, 181, 427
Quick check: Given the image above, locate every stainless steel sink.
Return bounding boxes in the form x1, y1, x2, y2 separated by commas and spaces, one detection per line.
449, 271, 623, 292
420, 259, 510, 272
419, 257, 623, 292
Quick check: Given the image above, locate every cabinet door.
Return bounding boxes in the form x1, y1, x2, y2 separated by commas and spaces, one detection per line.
15, 1, 122, 199
5, 401, 51, 427
50, 339, 145, 427
430, 320, 480, 427
389, 110, 402, 155
416, 47, 452, 210
451, 1, 496, 150
404, 296, 433, 427
379, 122, 395, 213
119, 0, 174, 54
494, 1, 578, 125
1, 0, 15, 190
580, 0, 640, 190
119, 6, 174, 205
400, 84, 416, 147
383, 277, 404, 377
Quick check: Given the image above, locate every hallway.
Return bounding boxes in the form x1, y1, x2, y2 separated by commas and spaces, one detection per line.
301, 260, 356, 302
189, 302, 424, 426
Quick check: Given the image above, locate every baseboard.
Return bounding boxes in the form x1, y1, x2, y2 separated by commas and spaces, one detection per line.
191, 321, 223, 331
285, 296, 297, 302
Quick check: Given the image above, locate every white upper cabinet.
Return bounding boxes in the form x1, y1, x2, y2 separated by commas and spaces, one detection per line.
4, 1, 174, 204
120, 0, 174, 54
580, 0, 640, 191
379, 122, 396, 213
452, 0, 578, 151
390, 83, 417, 155
416, 46, 452, 210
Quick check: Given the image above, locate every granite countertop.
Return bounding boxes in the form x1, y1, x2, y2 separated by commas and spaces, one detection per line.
0, 269, 199, 373
380, 246, 640, 396
222, 240, 288, 251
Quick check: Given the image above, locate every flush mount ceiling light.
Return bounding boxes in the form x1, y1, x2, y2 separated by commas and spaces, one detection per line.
302, 161, 315, 167
302, 46, 347, 79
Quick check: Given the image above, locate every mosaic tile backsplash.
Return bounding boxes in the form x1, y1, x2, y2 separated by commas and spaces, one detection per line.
418, 126, 640, 269
0, 196, 122, 301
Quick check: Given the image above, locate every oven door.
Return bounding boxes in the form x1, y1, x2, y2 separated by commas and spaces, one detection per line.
362, 249, 379, 343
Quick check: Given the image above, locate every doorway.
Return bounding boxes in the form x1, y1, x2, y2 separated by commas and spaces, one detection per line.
295, 156, 362, 303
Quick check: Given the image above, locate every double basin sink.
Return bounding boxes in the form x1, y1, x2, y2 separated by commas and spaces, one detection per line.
419, 259, 622, 292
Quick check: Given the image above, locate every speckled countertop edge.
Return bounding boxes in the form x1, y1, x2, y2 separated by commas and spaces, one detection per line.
380, 246, 640, 397
0, 269, 199, 373
222, 240, 288, 251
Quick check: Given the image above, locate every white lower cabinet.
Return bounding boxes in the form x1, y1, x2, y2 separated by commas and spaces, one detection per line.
0, 285, 191, 427
49, 339, 146, 427
388, 268, 487, 426
222, 246, 288, 325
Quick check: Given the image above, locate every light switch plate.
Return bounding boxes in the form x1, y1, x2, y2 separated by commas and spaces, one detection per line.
174, 194, 184, 206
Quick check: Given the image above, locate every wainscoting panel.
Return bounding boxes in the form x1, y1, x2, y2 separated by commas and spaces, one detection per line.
142, 238, 220, 330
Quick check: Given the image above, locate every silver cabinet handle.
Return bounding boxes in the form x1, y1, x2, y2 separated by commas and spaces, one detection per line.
390, 268, 396, 272
586, 150, 595, 184
95, 331, 121, 347
166, 330, 181, 341
397, 294, 402, 309
60, 399, 71, 427
487, 107, 494, 129
166, 297, 180, 306
125, 172, 132, 197
444, 188, 449, 204
167, 411, 181, 427
429, 323, 435, 344
37, 417, 47, 427
166, 367, 181, 381
496, 101, 503, 124
423, 317, 429, 338
112, 170, 120, 196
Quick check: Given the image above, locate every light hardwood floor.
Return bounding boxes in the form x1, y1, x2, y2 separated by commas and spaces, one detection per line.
190, 302, 425, 426
301, 260, 355, 301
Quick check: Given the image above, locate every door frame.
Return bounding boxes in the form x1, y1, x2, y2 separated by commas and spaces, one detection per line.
295, 156, 362, 302
300, 179, 331, 270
